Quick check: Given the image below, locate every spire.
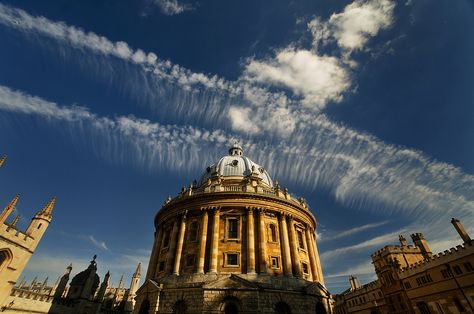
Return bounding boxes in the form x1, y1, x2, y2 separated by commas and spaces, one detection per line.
117, 274, 124, 289
133, 263, 141, 278
37, 196, 56, 218
0, 194, 20, 224
9, 215, 20, 229
0, 155, 6, 168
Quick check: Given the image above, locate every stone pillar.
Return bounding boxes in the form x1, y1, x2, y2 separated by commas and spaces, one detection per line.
146, 225, 163, 279
209, 208, 220, 273
305, 225, 318, 282
288, 216, 302, 277
197, 209, 209, 274
247, 207, 256, 274
311, 230, 325, 285
258, 209, 267, 273
165, 220, 179, 274
173, 214, 187, 275
279, 213, 292, 275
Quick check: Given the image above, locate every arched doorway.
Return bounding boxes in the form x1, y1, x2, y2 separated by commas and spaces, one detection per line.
220, 297, 240, 314
315, 302, 327, 314
224, 302, 238, 314
138, 299, 150, 314
173, 300, 187, 314
275, 301, 292, 314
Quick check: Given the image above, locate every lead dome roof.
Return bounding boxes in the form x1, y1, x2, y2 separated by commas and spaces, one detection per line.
199, 144, 273, 187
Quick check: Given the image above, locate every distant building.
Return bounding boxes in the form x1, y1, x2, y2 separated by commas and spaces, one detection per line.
134, 144, 330, 314
0, 156, 56, 307
1, 256, 141, 313
334, 219, 474, 314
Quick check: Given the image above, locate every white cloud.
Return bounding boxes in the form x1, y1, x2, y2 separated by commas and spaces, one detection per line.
321, 220, 389, 242
152, 0, 192, 16
244, 49, 351, 109
320, 229, 404, 262
325, 261, 375, 278
309, 0, 395, 52
88, 235, 109, 251
228, 107, 259, 134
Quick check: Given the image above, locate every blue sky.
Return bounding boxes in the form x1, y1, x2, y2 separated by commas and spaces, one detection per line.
0, 0, 473, 293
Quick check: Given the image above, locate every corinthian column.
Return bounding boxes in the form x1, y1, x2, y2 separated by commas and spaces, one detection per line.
247, 207, 256, 274
173, 214, 187, 275
209, 208, 220, 273
197, 209, 209, 274
279, 213, 292, 275
305, 225, 318, 281
146, 225, 163, 280
288, 216, 302, 277
258, 209, 267, 273
311, 229, 325, 285
165, 220, 179, 274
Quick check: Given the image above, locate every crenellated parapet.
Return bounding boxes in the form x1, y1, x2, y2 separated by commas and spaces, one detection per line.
398, 241, 474, 277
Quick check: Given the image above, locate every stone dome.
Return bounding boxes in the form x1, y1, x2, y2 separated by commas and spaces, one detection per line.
199, 144, 273, 187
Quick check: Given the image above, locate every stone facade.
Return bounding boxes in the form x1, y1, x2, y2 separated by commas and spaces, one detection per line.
334, 219, 474, 314
134, 145, 330, 314
0, 156, 56, 308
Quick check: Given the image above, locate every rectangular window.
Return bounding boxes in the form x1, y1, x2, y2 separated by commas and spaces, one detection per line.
297, 230, 305, 249
162, 231, 171, 248
302, 262, 309, 274
441, 269, 453, 278
464, 262, 474, 272
225, 253, 239, 267
453, 265, 463, 275
270, 256, 280, 269
158, 261, 165, 272
404, 281, 412, 289
185, 254, 196, 267
227, 218, 239, 239
188, 221, 199, 242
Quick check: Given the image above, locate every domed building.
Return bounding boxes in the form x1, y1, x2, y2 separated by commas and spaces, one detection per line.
134, 145, 330, 314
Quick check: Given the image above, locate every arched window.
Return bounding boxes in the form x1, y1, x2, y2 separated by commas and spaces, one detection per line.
188, 221, 199, 242
275, 301, 291, 314
138, 299, 150, 314
0, 249, 12, 271
315, 302, 327, 314
172, 300, 187, 314
269, 224, 278, 242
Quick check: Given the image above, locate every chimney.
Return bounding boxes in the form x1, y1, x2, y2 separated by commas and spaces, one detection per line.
411, 233, 432, 259
399, 234, 408, 246
451, 218, 471, 244
349, 275, 360, 291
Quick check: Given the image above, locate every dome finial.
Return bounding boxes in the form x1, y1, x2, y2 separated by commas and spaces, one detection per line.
229, 142, 243, 156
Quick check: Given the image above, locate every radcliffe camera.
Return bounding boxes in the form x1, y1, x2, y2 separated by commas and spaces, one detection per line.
0, 1, 473, 314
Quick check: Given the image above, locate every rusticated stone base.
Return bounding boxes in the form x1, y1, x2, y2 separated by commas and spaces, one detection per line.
134, 274, 331, 314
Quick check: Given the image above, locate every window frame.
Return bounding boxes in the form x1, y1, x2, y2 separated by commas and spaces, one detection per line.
224, 252, 240, 268
225, 216, 240, 241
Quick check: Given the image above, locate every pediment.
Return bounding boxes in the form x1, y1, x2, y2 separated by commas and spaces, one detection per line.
203, 275, 259, 289
305, 281, 329, 296
135, 279, 162, 295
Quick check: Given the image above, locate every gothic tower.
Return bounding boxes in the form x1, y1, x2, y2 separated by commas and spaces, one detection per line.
0, 194, 56, 306
124, 263, 141, 312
